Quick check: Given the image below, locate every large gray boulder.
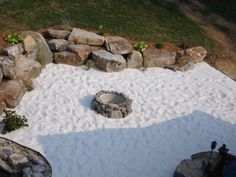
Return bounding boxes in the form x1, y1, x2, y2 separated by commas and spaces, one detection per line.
15, 55, 42, 85
126, 50, 143, 68
48, 39, 68, 52
174, 151, 218, 177
54, 51, 85, 66
45, 29, 70, 39
0, 79, 26, 108
105, 36, 133, 55
3, 44, 24, 59
68, 28, 104, 46
67, 44, 92, 64
143, 49, 176, 68
174, 159, 203, 177
23, 35, 38, 61
92, 50, 126, 72
21, 31, 53, 65
0, 56, 16, 79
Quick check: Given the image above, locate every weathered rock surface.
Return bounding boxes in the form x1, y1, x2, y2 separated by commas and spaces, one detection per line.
22, 31, 53, 65
0, 56, 16, 79
67, 44, 92, 63
174, 151, 218, 177
92, 50, 126, 72
91, 90, 133, 118
0, 67, 3, 82
23, 35, 38, 61
3, 44, 23, 59
0, 137, 52, 177
0, 146, 13, 160
48, 39, 68, 52
0, 159, 13, 173
0, 100, 6, 115
45, 29, 70, 39
0, 79, 26, 108
90, 46, 105, 52
8, 153, 29, 167
54, 51, 84, 66
15, 55, 42, 85
68, 28, 104, 46
174, 159, 204, 177
185, 46, 207, 64
126, 50, 143, 68
166, 61, 195, 72
105, 36, 133, 55
143, 49, 176, 68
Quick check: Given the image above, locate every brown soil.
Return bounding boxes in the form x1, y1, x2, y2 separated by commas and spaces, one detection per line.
0, 31, 10, 49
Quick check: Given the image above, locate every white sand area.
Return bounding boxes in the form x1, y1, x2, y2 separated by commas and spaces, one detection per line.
3, 62, 236, 177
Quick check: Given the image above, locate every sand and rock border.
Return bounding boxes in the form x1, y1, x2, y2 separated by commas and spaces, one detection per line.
0, 27, 207, 116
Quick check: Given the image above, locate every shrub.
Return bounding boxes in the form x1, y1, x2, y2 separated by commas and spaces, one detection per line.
1, 109, 28, 134
62, 24, 73, 31
61, 19, 73, 31
134, 41, 148, 53
5, 33, 23, 45
97, 25, 104, 36
155, 42, 164, 49
85, 60, 96, 70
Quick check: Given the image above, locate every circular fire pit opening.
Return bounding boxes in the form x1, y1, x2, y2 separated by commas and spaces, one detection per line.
91, 90, 133, 118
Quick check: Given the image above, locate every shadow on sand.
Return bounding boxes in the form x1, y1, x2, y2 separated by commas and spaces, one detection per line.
38, 111, 236, 177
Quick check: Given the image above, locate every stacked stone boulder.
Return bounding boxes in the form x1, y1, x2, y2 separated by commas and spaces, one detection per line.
45, 27, 207, 73
0, 31, 53, 115
45, 28, 145, 72
0, 137, 52, 177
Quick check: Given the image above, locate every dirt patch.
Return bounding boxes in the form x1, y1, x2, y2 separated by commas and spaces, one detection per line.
0, 31, 10, 49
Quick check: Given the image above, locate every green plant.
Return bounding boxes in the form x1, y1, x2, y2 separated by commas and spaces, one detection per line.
85, 60, 96, 70
61, 19, 73, 31
1, 109, 28, 134
97, 25, 104, 36
134, 41, 148, 53
62, 24, 73, 31
155, 42, 164, 49
5, 33, 23, 45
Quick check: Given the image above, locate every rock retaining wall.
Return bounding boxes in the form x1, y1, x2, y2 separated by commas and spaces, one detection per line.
0, 27, 207, 115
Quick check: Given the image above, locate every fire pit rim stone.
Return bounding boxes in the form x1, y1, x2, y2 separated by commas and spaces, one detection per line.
91, 90, 133, 118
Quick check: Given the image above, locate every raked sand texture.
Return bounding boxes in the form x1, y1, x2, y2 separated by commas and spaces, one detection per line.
2, 63, 236, 177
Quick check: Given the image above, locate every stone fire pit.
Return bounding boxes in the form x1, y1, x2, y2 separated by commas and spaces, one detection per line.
91, 90, 132, 118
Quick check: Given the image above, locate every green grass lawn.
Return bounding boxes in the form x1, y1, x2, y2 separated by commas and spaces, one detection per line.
0, 0, 214, 49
